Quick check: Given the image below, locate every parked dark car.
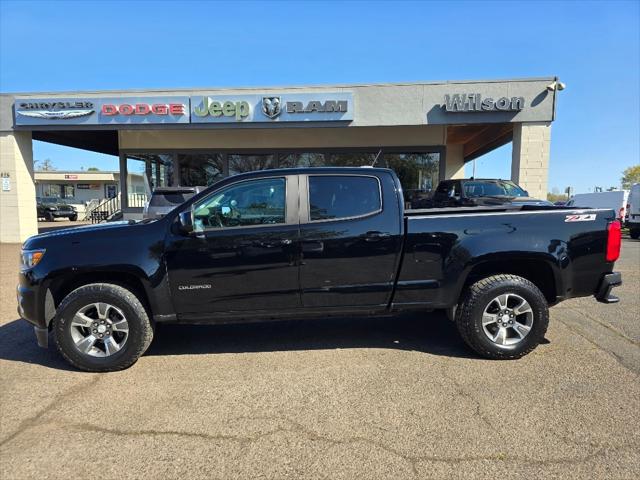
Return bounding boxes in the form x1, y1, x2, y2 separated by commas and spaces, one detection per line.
18, 168, 621, 371
414, 179, 552, 208
36, 197, 78, 222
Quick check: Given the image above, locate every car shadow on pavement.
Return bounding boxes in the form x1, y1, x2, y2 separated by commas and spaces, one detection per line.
146, 312, 478, 359
0, 319, 78, 371
0, 312, 480, 370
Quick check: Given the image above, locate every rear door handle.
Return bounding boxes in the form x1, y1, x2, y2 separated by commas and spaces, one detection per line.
364, 231, 391, 242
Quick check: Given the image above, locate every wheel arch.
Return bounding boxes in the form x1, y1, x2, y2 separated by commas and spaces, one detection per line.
45, 270, 152, 327
460, 256, 561, 305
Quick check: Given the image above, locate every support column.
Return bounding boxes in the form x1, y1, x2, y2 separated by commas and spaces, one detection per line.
445, 144, 465, 180
511, 122, 551, 200
0, 131, 38, 243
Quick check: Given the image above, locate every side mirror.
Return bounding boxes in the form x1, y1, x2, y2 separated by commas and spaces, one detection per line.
178, 210, 194, 234
524, 190, 530, 197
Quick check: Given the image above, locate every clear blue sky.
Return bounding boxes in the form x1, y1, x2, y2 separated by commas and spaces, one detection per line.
1, 0, 638, 193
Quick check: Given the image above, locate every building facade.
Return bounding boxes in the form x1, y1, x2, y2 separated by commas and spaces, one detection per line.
0, 78, 560, 242
33, 170, 145, 216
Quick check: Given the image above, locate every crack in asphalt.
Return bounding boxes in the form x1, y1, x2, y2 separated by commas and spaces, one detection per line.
0, 374, 102, 447
437, 365, 497, 433
553, 315, 640, 377
4, 377, 633, 480
8, 413, 635, 476
557, 305, 639, 347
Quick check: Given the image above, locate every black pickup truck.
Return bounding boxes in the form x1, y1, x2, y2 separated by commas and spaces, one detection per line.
18, 168, 622, 371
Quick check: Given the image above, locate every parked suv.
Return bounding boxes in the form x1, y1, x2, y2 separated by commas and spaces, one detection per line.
414, 179, 551, 209
36, 197, 78, 222
143, 186, 204, 220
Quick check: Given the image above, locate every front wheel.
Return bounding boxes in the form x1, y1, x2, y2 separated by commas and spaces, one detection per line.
630, 229, 640, 240
52, 283, 154, 372
455, 274, 549, 359
45, 212, 54, 222
69, 215, 78, 221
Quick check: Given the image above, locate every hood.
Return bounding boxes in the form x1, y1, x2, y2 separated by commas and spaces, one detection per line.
23, 220, 141, 248
39, 201, 75, 209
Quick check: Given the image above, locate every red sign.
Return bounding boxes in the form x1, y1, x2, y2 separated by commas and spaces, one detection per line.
101, 103, 185, 116
64, 174, 78, 180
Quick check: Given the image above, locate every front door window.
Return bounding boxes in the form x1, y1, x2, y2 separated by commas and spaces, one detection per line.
193, 177, 286, 232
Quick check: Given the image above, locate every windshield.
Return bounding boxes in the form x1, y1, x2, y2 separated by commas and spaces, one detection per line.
40, 198, 61, 204
463, 181, 528, 198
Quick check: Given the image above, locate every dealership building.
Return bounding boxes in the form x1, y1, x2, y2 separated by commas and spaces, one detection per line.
0, 77, 560, 243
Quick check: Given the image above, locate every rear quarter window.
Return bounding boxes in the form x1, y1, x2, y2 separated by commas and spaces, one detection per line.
309, 175, 381, 221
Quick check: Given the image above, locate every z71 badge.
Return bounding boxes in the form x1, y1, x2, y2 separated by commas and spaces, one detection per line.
565, 214, 596, 222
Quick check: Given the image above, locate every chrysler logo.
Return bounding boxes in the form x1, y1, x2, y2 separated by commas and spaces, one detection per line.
261, 96, 281, 119
17, 101, 94, 120
17, 109, 94, 120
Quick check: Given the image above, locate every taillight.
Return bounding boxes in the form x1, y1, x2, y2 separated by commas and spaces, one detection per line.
606, 220, 622, 262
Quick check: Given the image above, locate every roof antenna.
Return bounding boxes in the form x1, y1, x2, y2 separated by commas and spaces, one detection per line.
370, 149, 383, 167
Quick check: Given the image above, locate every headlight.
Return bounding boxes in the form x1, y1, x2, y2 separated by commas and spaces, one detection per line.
21, 249, 46, 269
47, 206, 58, 211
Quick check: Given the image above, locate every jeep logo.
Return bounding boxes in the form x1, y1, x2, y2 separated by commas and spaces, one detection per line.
193, 97, 250, 121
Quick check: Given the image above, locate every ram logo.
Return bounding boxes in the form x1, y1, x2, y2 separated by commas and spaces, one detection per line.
261, 97, 282, 119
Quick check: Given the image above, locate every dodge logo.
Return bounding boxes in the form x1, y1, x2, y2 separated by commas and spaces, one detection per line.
261, 97, 281, 119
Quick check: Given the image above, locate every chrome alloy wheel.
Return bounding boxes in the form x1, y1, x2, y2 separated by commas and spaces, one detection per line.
69, 303, 129, 357
481, 293, 534, 346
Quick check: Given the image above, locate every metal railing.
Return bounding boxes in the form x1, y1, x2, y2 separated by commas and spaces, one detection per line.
85, 193, 149, 223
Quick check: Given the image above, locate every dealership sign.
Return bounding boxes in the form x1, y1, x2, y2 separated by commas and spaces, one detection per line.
14, 92, 353, 126
191, 93, 353, 123
443, 94, 525, 112
14, 97, 190, 126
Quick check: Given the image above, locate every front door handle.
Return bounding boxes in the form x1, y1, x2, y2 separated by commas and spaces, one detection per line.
364, 231, 391, 242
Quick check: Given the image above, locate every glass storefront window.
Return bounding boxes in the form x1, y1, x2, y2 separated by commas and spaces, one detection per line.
119, 149, 440, 210
228, 154, 277, 175
125, 153, 175, 207
384, 152, 440, 206
42, 184, 62, 198
178, 153, 224, 187
63, 185, 75, 199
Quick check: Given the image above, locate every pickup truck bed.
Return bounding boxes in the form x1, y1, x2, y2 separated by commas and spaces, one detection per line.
17, 167, 622, 371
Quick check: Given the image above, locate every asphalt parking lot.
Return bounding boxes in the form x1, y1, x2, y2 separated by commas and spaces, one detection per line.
0, 236, 638, 479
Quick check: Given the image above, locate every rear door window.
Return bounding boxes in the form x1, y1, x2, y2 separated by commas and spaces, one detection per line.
309, 175, 381, 221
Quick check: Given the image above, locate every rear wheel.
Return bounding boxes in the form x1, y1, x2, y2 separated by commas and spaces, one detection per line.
52, 283, 153, 372
455, 274, 549, 359
630, 228, 640, 239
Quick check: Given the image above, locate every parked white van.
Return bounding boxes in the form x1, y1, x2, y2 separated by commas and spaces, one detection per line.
625, 183, 640, 239
566, 191, 629, 221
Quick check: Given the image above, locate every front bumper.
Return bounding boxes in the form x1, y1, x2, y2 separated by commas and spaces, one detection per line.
51, 211, 75, 217
595, 272, 622, 304
17, 270, 50, 347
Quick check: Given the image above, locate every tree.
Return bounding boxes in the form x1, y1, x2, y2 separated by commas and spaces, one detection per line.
621, 165, 640, 189
87, 167, 100, 171
34, 158, 55, 171
547, 192, 567, 203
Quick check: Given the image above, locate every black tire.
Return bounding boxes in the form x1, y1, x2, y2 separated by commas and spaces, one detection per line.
455, 274, 549, 360
630, 229, 640, 239
45, 212, 54, 222
69, 215, 78, 221
52, 283, 153, 372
